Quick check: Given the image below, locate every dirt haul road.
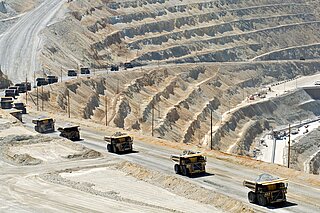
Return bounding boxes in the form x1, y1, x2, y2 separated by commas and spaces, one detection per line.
20, 112, 320, 213
0, 0, 65, 83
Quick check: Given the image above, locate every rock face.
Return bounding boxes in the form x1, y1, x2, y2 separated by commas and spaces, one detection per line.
39, 0, 320, 73
0, 68, 11, 89
0, 1, 7, 13
290, 127, 320, 175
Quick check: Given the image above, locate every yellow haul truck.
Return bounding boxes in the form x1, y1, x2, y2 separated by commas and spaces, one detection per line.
171, 150, 206, 176
32, 117, 55, 133
58, 125, 80, 141
243, 174, 288, 206
105, 132, 133, 153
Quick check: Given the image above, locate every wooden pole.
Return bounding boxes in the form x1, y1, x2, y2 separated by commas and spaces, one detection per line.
36, 86, 39, 111
41, 86, 44, 111
105, 95, 108, 126
288, 124, 291, 168
25, 76, 28, 105
67, 91, 70, 118
210, 109, 213, 150
151, 106, 154, 137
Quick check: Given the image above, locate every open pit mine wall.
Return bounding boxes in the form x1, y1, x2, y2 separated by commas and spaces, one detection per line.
309, 151, 320, 175
35, 61, 320, 155
207, 61, 320, 154
289, 125, 320, 175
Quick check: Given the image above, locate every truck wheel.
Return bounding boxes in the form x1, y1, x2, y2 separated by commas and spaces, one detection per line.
174, 164, 180, 174
181, 166, 189, 176
107, 144, 113, 153
248, 191, 257, 204
257, 194, 268, 206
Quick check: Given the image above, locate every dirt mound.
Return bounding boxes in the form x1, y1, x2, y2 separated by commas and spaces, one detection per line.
11, 153, 42, 165
0, 134, 102, 165
114, 161, 254, 213
65, 149, 102, 159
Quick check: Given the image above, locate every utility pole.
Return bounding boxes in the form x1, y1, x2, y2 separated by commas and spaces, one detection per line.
210, 109, 213, 150
33, 71, 36, 87
41, 86, 44, 111
105, 95, 108, 126
60, 67, 63, 82
67, 90, 70, 118
36, 86, 39, 111
25, 76, 28, 105
151, 105, 154, 137
288, 124, 291, 168
117, 79, 119, 94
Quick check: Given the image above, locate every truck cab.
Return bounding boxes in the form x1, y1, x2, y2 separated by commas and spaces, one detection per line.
171, 150, 206, 176
32, 117, 55, 133
105, 132, 133, 153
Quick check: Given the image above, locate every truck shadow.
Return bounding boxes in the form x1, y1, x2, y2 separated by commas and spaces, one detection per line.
115, 150, 140, 155
266, 201, 297, 209
187, 172, 214, 179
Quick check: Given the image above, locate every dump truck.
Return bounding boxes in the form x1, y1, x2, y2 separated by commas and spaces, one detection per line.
171, 150, 206, 176
5, 89, 17, 99
243, 174, 288, 206
80, 67, 90, 74
105, 132, 133, 153
47, 75, 58, 84
68, 69, 77, 76
0, 97, 13, 109
32, 117, 55, 133
14, 102, 27, 114
111, 65, 119, 71
9, 86, 20, 96
15, 83, 27, 93
58, 125, 80, 141
36, 78, 49, 86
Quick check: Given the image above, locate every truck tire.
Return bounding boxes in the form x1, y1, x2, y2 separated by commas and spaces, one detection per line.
107, 144, 113, 153
181, 166, 189, 176
248, 191, 257, 204
174, 164, 180, 174
257, 194, 268, 206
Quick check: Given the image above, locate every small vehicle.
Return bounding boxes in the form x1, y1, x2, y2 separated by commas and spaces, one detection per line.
32, 117, 55, 133
243, 174, 288, 206
105, 132, 133, 153
314, 81, 320, 85
36, 78, 49, 86
80, 67, 90, 74
58, 125, 80, 141
14, 102, 27, 114
171, 150, 206, 176
111, 65, 119, 71
124, 62, 133, 69
68, 70, 77, 76
5, 89, 17, 99
291, 128, 299, 135
47, 76, 58, 84
249, 95, 255, 100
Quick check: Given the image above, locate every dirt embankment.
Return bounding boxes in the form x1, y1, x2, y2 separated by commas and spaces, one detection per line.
41, 160, 254, 213
0, 134, 101, 165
